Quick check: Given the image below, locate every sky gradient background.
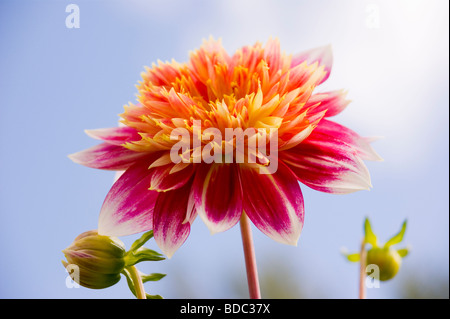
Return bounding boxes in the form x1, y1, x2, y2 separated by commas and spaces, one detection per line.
0, 0, 448, 299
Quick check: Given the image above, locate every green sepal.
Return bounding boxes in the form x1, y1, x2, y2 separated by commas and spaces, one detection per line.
130, 230, 154, 252
364, 218, 378, 247
141, 273, 166, 283
397, 247, 409, 258
340, 247, 360, 263
384, 220, 407, 248
344, 253, 361, 262
124, 247, 165, 267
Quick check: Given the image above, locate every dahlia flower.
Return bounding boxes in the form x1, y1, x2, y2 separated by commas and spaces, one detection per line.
69, 38, 381, 258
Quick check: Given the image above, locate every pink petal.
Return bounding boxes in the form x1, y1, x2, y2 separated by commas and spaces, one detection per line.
281, 125, 373, 194
150, 163, 196, 192
192, 164, 243, 234
98, 157, 161, 237
313, 119, 383, 161
305, 90, 351, 118
291, 45, 333, 84
153, 182, 196, 258
239, 162, 304, 246
84, 127, 141, 145
68, 143, 148, 170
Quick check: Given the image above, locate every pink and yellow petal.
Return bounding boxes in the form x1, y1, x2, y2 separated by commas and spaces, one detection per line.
281, 128, 373, 194
314, 119, 383, 161
153, 182, 196, 258
192, 164, 243, 234
68, 143, 149, 170
239, 162, 304, 246
84, 127, 141, 145
98, 158, 161, 237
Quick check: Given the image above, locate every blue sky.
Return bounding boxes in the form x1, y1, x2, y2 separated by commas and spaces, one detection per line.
0, 0, 448, 298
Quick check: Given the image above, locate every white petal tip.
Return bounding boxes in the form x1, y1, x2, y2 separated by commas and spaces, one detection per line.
290, 240, 299, 247
273, 233, 301, 247
286, 237, 300, 246
84, 129, 96, 138
165, 253, 174, 259
97, 222, 117, 237
365, 135, 385, 143
204, 221, 226, 236
67, 153, 82, 164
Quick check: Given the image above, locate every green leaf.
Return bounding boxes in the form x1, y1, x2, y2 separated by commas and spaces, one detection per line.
141, 273, 166, 283
397, 247, 410, 258
364, 218, 378, 247
130, 230, 154, 252
385, 220, 407, 248
146, 293, 163, 299
344, 253, 361, 262
125, 247, 165, 267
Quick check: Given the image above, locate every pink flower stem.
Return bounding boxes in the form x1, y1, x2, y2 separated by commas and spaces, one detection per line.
240, 212, 261, 299
359, 239, 367, 299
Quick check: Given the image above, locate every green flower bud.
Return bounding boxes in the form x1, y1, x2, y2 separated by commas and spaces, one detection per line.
62, 230, 126, 289
366, 247, 402, 281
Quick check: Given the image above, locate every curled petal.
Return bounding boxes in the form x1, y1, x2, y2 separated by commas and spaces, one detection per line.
153, 182, 196, 258
148, 153, 173, 169
239, 162, 304, 246
279, 124, 316, 151
291, 45, 333, 84
150, 163, 195, 192
281, 126, 373, 194
192, 164, 242, 234
98, 157, 161, 236
68, 143, 148, 170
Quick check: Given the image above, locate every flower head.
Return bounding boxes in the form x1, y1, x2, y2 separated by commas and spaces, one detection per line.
62, 230, 127, 289
69, 38, 381, 258
343, 218, 410, 281
366, 247, 403, 281
62, 230, 166, 296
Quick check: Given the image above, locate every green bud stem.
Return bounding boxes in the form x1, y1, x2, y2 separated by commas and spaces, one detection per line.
126, 265, 146, 300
